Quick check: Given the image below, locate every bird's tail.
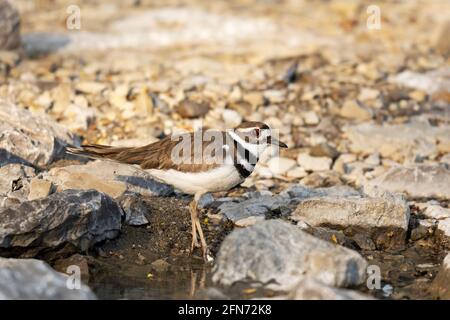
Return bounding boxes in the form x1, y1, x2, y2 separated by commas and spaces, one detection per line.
66, 144, 134, 163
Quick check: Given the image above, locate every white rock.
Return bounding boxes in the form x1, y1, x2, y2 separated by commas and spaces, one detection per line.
297, 153, 332, 172
0, 257, 96, 299
267, 157, 297, 176
222, 109, 243, 127
358, 88, 380, 101
287, 166, 308, 179
424, 205, 450, 220
366, 165, 450, 199
302, 111, 320, 125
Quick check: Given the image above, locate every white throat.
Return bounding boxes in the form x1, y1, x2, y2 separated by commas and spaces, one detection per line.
227, 130, 269, 157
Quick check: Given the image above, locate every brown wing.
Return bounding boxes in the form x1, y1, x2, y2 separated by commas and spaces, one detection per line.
67, 131, 229, 172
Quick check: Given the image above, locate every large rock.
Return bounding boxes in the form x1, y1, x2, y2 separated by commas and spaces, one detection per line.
430, 253, 450, 299
212, 220, 367, 291
0, 163, 35, 207
344, 121, 450, 162
0, 189, 122, 257
0, 101, 80, 167
0, 0, 20, 50
291, 191, 410, 250
0, 257, 96, 299
365, 165, 450, 200
43, 160, 173, 198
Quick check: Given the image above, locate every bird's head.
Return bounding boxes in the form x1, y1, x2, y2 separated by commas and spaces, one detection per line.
229, 121, 288, 156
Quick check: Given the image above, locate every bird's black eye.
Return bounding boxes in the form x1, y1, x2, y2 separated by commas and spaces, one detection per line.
254, 128, 260, 137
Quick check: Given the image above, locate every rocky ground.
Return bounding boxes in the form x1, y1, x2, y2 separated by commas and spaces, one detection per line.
0, 0, 450, 300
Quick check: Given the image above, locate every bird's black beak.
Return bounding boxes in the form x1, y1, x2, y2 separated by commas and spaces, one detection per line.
268, 136, 288, 148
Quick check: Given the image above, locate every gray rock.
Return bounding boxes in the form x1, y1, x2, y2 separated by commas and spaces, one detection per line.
430, 253, 450, 299
0, 164, 35, 207
43, 160, 173, 198
286, 278, 373, 300
0, 101, 80, 167
0, 257, 96, 299
117, 192, 149, 226
212, 220, 367, 291
217, 194, 289, 226
365, 165, 450, 199
291, 192, 410, 250
0, 0, 20, 50
391, 67, 450, 95
345, 121, 450, 162
0, 189, 122, 256
280, 185, 361, 203
197, 192, 215, 209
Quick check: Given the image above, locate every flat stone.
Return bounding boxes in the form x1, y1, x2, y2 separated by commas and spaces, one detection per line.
291, 191, 410, 250
28, 178, 53, 201
345, 121, 450, 162
339, 100, 373, 121
391, 68, 450, 95
44, 160, 173, 198
267, 157, 297, 176
423, 205, 450, 220
280, 184, 361, 202
0, 189, 123, 256
286, 166, 308, 179
217, 194, 289, 226
365, 165, 450, 199
0, 101, 80, 167
74, 81, 107, 94
297, 153, 332, 172
0, 257, 96, 299
212, 220, 367, 291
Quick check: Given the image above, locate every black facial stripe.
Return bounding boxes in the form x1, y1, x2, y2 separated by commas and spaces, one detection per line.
228, 134, 259, 178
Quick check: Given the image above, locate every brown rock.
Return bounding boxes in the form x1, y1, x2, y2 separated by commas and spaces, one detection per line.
28, 178, 52, 201
175, 100, 209, 118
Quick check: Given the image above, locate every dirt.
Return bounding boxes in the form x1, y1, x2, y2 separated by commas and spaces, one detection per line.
84, 195, 231, 299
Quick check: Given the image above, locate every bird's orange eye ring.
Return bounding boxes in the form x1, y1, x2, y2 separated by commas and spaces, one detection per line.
254, 128, 260, 137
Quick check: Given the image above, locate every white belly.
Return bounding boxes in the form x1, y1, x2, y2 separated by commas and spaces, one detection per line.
147, 165, 244, 195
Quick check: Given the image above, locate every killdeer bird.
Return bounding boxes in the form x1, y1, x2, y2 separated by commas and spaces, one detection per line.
67, 121, 287, 261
